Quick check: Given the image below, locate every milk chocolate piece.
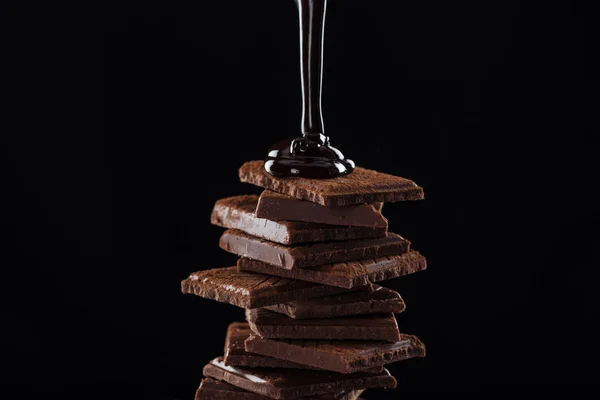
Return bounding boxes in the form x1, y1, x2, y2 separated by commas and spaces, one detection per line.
256, 190, 388, 228
264, 285, 405, 319
203, 357, 396, 399
211, 195, 386, 245
238, 251, 427, 289
246, 309, 400, 342
195, 378, 365, 400
220, 229, 410, 270
239, 160, 424, 207
244, 334, 426, 374
181, 267, 353, 309
225, 322, 383, 373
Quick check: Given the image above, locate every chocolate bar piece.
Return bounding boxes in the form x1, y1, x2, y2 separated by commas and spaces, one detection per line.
220, 229, 410, 270
225, 322, 382, 373
203, 357, 396, 399
211, 195, 386, 245
239, 160, 424, 207
238, 251, 427, 289
264, 285, 405, 319
244, 334, 426, 374
256, 190, 388, 228
246, 309, 400, 342
195, 378, 364, 400
181, 267, 353, 309
225, 322, 319, 369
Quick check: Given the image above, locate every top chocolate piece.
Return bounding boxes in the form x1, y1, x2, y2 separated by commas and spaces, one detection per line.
239, 160, 424, 207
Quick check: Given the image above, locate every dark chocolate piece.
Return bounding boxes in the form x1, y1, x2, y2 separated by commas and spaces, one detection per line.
210, 195, 386, 245
220, 229, 410, 270
225, 322, 319, 369
244, 333, 426, 374
181, 267, 353, 309
203, 357, 396, 399
225, 322, 382, 373
238, 251, 427, 289
264, 285, 405, 319
240, 160, 424, 207
256, 190, 387, 228
195, 378, 364, 400
246, 309, 400, 342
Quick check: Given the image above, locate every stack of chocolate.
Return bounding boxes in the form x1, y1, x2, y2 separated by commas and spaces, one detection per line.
182, 160, 427, 400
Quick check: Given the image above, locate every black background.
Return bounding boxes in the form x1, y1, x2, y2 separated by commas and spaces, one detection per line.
2, 0, 599, 398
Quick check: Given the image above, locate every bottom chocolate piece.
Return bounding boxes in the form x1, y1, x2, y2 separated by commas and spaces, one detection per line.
224, 322, 383, 373
195, 378, 365, 400
246, 309, 401, 342
245, 334, 426, 374
203, 357, 396, 399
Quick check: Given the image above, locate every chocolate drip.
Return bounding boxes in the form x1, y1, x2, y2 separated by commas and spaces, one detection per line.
264, 0, 355, 179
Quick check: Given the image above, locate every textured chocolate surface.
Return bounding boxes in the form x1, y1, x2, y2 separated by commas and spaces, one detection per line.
264, 285, 405, 319
211, 195, 386, 245
246, 309, 400, 342
221, 229, 410, 270
238, 251, 426, 289
245, 334, 426, 374
256, 190, 388, 228
181, 267, 352, 308
195, 378, 365, 400
203, 357, 396, 399
225, 323, 382, 373
239, 160, 424, 207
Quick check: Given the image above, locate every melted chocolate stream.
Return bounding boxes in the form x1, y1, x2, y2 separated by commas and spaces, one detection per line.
264, 0, 355, 179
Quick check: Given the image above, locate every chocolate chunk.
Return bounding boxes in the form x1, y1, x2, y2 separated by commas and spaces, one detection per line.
225, 322, 319, 369
239, 160, 424, 207
256, 190, 388, 228
210, 195, 386, 245
195, 378, 365, 400
238, 251, 426, 289
244, 334, 426, 374
225, 322, 382, 373
181, 267, 353, 309
246, 309, 400, 342
196, 378, 269, 400
220, 229, 410, 270
203, 357, 396, 399
263, 285, 405, 319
